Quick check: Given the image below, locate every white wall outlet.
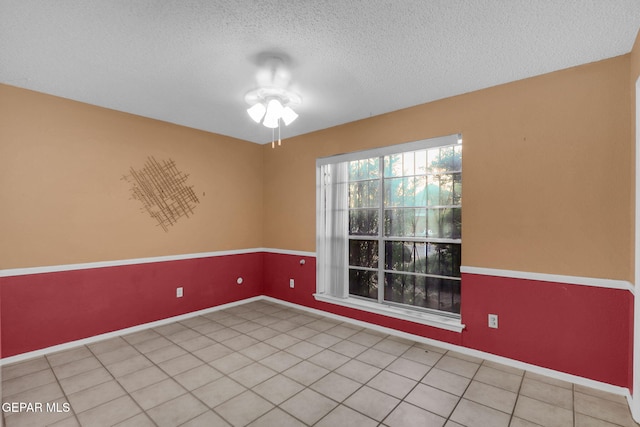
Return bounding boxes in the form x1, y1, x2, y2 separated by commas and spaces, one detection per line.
176, 287, 183, 298
488, 314, 498, 329
289, 278, 295, 288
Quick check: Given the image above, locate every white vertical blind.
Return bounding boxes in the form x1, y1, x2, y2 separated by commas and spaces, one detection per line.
317, 162, 349, 298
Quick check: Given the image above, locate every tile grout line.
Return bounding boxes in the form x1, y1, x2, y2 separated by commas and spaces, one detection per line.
229, 311, 383, 425
304, 326, 445, 425
378, 349, 444, 426
504, 359, 526, 427
441, 357, 478, 426
240, 312, 367, 426
571, 384, 576, 427
301, 331, 398, 426
171, 323, 239, 427
84, 341, 159, 427
141, 315, 243, 426
123, 314, 248, 425
169, 316, 236, 427
177, 304, 327, 426
229, 306, 347, 426
45, 347, 83, 427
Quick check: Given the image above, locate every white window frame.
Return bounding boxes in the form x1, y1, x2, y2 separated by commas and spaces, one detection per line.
315, 134, 465, 333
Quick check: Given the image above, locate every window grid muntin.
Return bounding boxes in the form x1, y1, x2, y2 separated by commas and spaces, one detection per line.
348, 142, 461, 315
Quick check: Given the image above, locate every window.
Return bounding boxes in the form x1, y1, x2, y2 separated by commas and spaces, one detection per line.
316, 134, 463, 329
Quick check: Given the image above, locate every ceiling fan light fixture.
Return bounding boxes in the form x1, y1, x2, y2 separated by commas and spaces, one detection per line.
244, 57, 301, 146
245, 88, 301, 125
266, 98, 284, 117
247, 102, 266, 123
262, 99, 283, 128
281, 106, 298, 126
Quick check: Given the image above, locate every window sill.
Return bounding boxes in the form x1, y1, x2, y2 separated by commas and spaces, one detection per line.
313, 293, 465, 333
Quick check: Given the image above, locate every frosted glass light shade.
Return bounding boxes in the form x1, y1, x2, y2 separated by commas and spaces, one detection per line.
247, 103, 266, 123
263, 99, 283, 128
281, 106, 298, 126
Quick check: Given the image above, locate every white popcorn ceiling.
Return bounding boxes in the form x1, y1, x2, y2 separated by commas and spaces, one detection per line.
1, 0, 639, 144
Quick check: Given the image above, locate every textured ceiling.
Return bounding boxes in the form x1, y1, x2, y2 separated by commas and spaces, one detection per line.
2, 1, 640, 144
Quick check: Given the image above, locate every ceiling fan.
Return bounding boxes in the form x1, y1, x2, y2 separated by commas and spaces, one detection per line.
245, 55, 302, 148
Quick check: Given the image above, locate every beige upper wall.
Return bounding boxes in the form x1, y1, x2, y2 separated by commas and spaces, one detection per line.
630, 29, 640, 282
263, 55, 632, 281
0, 85, 264, 269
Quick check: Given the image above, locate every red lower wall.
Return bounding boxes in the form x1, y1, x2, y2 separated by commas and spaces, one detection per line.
262, 252, 633, 388
461, 274, 633, 388
0, 250, 633, 390
0, 253, 263, 358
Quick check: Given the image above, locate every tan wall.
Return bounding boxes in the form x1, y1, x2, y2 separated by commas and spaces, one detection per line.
0, 85, 264, 269
263, 55, 632, 280
631, 30, 640, 282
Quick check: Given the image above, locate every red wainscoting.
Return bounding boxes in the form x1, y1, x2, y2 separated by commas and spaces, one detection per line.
461, 273, 633, 388
1, 250, 634, 390
262, 252, 633, 389
0, 253, 263, 358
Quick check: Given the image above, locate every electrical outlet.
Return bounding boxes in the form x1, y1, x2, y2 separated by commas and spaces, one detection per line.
488, 314, 498, 329
176, 287, 183, 298
289, 278, 295, 288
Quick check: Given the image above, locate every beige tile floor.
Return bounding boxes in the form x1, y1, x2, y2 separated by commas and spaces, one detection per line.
1, 300, 638, 427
